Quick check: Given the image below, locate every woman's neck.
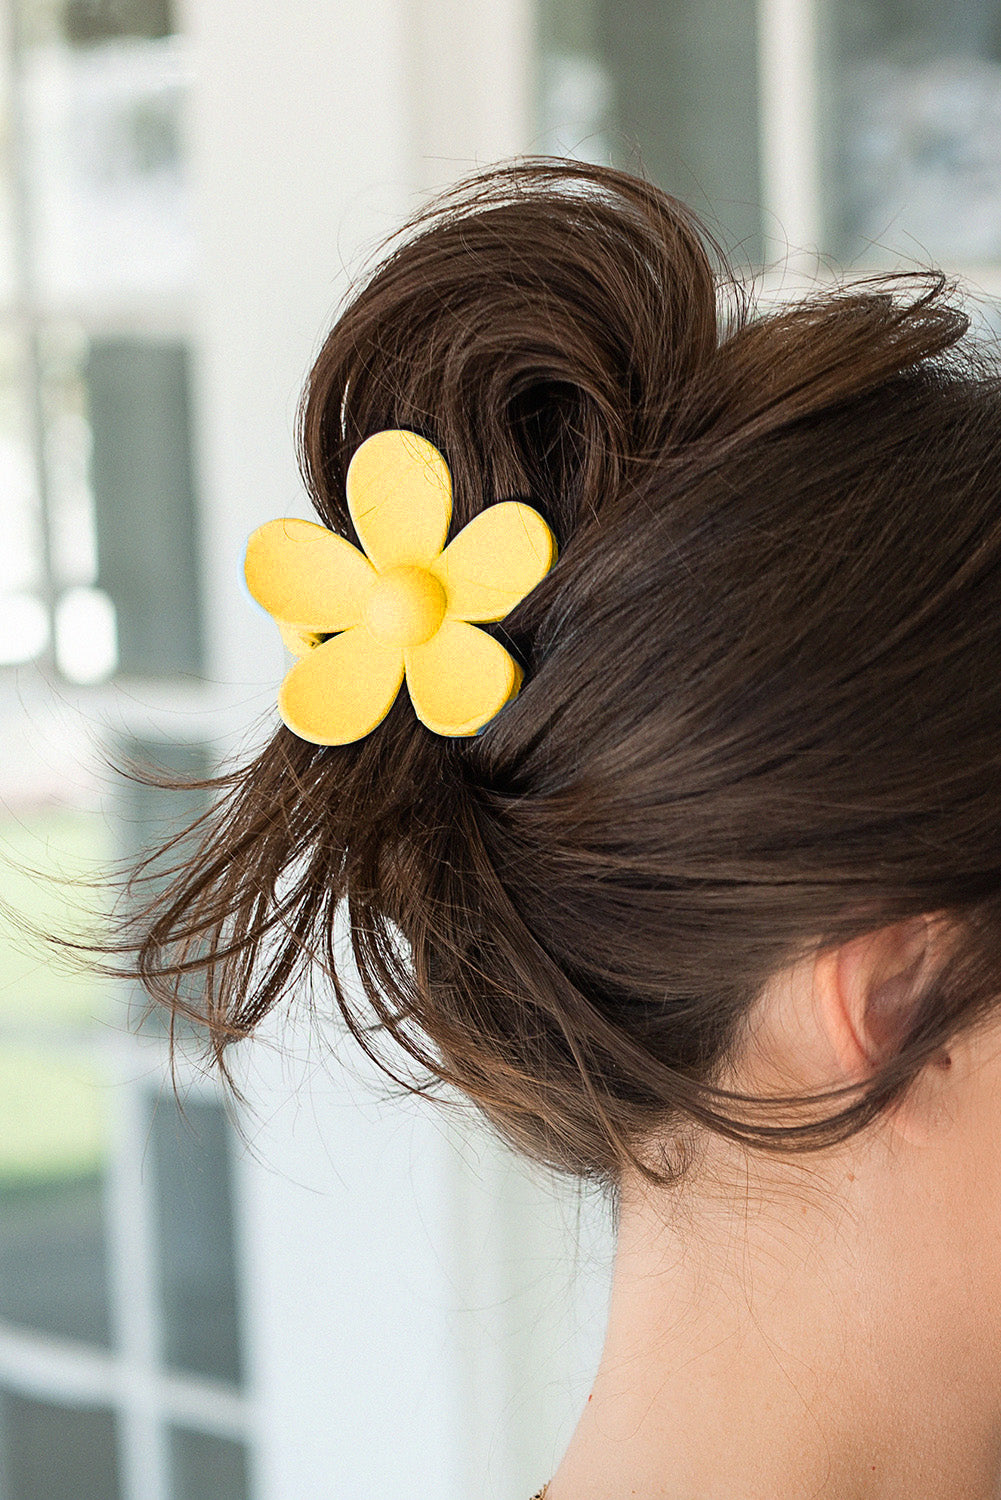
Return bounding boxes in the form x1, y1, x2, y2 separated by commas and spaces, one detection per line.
547, 1147, 1001, 1500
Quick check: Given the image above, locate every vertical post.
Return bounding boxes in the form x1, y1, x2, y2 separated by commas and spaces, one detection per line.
403, 0, 536, 197
0, 0, 58, 670
756, 0, 823, 271
104, 1055, 169, 1500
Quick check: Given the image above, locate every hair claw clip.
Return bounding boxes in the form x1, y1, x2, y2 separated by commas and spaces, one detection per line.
244, 429, 557, 745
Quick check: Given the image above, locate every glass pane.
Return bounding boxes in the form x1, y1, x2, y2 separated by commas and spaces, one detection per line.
819, 0, 1001, 264
19, 0, 176, 47
34, 329, 203, 678
0, 801, 113, 1346
85, 338, 202, 678
537, 0, 616, 166
149, 1093, 243, 1385
169, 1427, 250, 1500
0, 1047, 112, 1345
18, 23, 193, 301
109, 735, 212, 1035
0, 803, 113, 1029
0, 330, 47, 666
0, 1389, 121, 1499
537, 0, 763, 262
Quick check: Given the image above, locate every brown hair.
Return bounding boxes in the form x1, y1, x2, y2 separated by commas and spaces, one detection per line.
111, 156, 1001, 1192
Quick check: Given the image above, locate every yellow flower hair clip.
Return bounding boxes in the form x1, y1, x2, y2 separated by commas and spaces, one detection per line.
244, 429, 558, 745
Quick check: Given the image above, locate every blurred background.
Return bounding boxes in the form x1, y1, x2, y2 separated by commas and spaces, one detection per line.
1, 1, 1000, 1497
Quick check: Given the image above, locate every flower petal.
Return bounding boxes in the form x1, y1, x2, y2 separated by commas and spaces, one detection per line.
346, 430, 452, 571
277, 625, 405, 745
429, 501, 556, 621
245, 519, 376, 632
404, 618, 523, 736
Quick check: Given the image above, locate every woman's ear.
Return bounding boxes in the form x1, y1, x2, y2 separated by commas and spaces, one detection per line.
814, 916, 940, 1078
813, 914, 953, 1145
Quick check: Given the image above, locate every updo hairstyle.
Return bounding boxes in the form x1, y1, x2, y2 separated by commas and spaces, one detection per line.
120, 158, 1001, 1191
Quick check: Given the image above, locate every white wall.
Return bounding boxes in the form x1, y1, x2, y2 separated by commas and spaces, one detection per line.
179, 3, 613, 1496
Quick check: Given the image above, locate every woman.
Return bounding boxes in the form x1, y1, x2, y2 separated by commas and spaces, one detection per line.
122, 158, 1001, 1498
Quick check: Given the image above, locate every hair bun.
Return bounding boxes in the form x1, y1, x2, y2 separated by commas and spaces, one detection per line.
299, 158, 730, 568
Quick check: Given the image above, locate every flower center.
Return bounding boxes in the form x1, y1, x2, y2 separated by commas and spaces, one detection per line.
363, 565, 447, 647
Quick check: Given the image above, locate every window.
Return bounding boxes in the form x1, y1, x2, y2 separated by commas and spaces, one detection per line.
0, 2, 253, 1494
817, 0, 1001, 268
536, 0, 764, 263
537, 0, 1001, 285
0, 0, 200, 683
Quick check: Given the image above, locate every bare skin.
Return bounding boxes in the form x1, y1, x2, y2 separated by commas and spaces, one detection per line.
548, 917, 1001, 1500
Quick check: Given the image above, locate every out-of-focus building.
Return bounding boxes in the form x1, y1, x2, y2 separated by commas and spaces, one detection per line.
1, 2, 999, 1498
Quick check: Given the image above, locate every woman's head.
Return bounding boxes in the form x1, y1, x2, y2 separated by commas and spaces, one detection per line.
125, 157, 1001, 1201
